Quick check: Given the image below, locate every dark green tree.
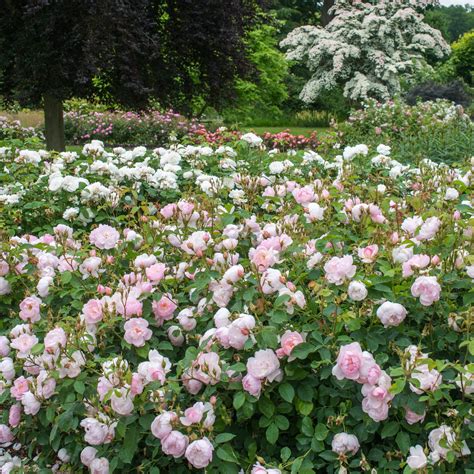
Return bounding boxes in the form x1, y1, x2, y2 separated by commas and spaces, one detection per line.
0, 0, 264, 150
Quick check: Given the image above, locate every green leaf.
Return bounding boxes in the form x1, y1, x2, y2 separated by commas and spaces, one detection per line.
281, 447, 291, 462
258, 396, 274, 418
215, 433, 237, 444
381, 421, 399, 439
266, 423, 279, 444
120, 425, 139, 464
60, 271, 72, 284
74, 380, 85, 395
291, 343, 316, 360
278, 383, 295, 403
314, 423, 329, 441
216, 444, 239, 464
396, 431, 411, 454
233, 392, 246, 410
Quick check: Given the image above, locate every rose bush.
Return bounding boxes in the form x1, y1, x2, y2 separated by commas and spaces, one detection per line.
0, 135, 473, 473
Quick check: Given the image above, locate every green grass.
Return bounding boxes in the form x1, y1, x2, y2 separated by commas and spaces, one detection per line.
243, 126, 329, 137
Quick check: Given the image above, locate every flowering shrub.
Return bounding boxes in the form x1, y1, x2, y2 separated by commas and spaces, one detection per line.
0, 136, 473, 473
191, 127, 322, 152
281, 0, 450, 102
64, 110, 202, 146
0, 116, 43, 142
333, 98, 474, 164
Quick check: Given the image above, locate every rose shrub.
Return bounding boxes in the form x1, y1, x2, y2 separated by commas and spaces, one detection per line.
0, 135, 473, 473
333, 99, 474, 165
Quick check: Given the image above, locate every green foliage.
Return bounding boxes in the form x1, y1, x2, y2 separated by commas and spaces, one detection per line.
451, 31, 474, 86
424, 5, 474, 43
334, 98, 474, 164
223, 24, 289, 125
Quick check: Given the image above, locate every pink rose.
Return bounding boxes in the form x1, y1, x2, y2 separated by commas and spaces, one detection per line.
0, 336, 10, 357
44, 327, 67, 352
292, 185, 316, 204
279, 331, 304, 357
180, 402, 205, 426
185, 437, 214, 469
160, 203, 177, 219
145, 263, 166, 283
402, 254, 430, 278
80, 446, 98, 467
331, 432, 360, 455
151, 412, 176, 440
358, 245, 379, 263
19, 296, 42, 323
10, 334, 38, 358
405, 407, 426, 425
324, 255, 356, 285
80, 418, 109, 445
161, 431, 189, 458
152, 295, 177, 324
89, 224, 120, 249
9, 404, 21, 427
90, 457, 109, 474
376, 301, 407, 328
411, 276, 441, 306
124, 318, 152, 347
83, 299, 103, 325
0, 424, 13, 443
332, 342, 363, 381
242, 374, 262, 398
247, 349, 280, 381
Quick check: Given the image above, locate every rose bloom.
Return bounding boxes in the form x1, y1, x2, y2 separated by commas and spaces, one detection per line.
161, 431, 189, 458
247, 349, 281, 381
407, 445, 427, 470
292, 185, 316, 204
332, 342, 364, 381
89, 457, 109, 474
10, 333, 38, 358
376, 301, 407, 328
251, 463, 281, 474
151, 412, 176, 440
279, 331, 304, 357
19, 295, 42, 323
44, 327, 67, 352
81, 446, 98, 467
331, 432, 360, 455
0, 424, 13, 443
146, 263, 167, 283
185, 437, 214, 469
124, 318, 152, 347
324, 255, 356, 285
11, 376, 29, 400
152, 295, 177, 323
242, 373, 262, 398
348, 281, 368, 301
411, 276, 441, 306
9, 404, 21, 428
89, 224, 120, 249
358, 244, 379, 263
83, 299, 103, 325
405, 407, 426, 425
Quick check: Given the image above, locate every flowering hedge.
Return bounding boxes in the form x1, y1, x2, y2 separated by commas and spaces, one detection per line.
333, 99, 474, 165
64, 110, 202, 146
0, 136, 473, 473
0, 116, 43, 142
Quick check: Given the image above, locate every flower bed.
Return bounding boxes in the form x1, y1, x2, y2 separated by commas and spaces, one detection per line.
0, 137, 473, 473
333, 99, 474, 164
64, 110, 202, 147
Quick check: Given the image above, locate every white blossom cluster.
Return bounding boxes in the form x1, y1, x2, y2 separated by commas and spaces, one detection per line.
280, 0, 450, 102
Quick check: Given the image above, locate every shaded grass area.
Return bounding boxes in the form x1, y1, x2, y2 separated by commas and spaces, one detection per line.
0, 109, 44, 128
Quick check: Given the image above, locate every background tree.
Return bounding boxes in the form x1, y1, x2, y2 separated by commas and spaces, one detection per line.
424, 4, 474, 43
0, 0, 265, 150
280, 0, 450, 104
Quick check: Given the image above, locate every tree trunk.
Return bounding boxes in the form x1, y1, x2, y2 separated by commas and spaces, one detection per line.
44, 94, 65, 151
321, 0, 335, 27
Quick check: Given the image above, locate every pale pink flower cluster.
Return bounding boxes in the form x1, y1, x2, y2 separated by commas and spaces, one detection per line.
243, 349, 282, 399
333, 342, 392, 421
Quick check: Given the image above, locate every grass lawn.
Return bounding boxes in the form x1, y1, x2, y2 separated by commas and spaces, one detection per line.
243, 126, 330, 136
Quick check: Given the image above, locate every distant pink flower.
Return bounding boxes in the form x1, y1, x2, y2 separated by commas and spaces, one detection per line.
324, 255, 356, 285
152, 295, 177, 324
83, 299, 103, 325
358, 245, 379, 263
19, 296, 41, 323
279, 331, 304, 357
411, 276, 441, 306
124, 318, 152, 347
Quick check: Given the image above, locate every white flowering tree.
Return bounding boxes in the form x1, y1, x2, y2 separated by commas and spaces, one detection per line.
280, 0, 450, 103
